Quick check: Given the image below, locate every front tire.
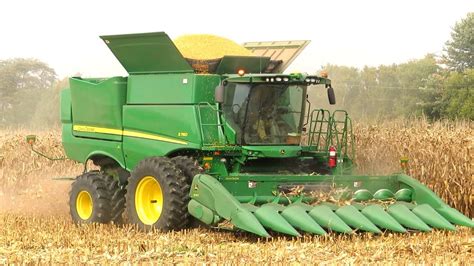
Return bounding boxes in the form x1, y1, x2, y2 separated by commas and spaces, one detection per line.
69, 171, 112, 224
126, 157, 189, 231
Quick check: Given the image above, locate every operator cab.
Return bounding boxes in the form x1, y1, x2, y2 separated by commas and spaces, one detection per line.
222, 82, 305, 145
216, 73, 335, 146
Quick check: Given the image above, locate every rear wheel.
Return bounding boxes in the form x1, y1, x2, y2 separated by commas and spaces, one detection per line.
104, 175, 126, 224
69, 171, 112, 224
171, 156, 200, 228
126, 157, 189, 231
98, 164, 128, 224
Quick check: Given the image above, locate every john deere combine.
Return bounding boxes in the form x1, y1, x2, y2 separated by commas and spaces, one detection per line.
59, 32, 473, 237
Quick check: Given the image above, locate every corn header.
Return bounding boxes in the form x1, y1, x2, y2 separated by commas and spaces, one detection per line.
58, 32, 473, 237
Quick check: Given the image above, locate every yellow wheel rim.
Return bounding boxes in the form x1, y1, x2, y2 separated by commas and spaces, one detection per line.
76, 190, 93, 220
135, 176, 163, 225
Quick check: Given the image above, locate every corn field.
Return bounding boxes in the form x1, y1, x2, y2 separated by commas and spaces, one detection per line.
0, 119, 473, 263
354, 119, 473, 217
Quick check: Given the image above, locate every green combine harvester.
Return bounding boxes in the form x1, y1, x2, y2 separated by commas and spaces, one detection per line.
56, 32, 472, 237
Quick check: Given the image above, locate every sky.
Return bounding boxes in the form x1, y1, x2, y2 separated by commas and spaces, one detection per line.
0, 0, 472, 78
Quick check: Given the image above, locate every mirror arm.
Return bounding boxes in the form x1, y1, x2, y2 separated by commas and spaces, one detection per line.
303, 95, 311, 126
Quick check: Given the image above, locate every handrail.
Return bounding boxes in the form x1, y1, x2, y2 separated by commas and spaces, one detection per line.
198, 102, 221, 112
308, 109, 331, 151
197, 102, 226, 146
306, 109, 354, 159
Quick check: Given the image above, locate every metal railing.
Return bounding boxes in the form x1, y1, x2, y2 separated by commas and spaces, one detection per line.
307, 109, 332, 152
306, 109, 355, 159
196, 102, 226, 146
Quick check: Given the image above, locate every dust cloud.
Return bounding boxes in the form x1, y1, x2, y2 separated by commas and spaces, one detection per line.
0, 130, 81, 217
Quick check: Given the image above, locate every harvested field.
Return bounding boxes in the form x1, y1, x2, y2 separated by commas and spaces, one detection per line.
0, 215, 472, 264
0, 119, 473, 263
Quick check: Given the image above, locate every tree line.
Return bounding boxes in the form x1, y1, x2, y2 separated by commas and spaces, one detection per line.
310, 12, 473, 121
0, 58, 67, 128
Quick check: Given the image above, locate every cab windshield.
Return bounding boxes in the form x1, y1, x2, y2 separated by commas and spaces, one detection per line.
222, 83, 305, 145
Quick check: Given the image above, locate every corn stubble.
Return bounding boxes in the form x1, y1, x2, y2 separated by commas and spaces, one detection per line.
0, 215, 472, 264
0, 119, 473, 263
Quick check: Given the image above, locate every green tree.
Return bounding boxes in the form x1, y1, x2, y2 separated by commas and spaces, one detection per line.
0, 58, 56, 98
0, 58, 57, 126
443, 12, 474, 72
398, 54, 439, 89
313, 54, 442, 121
308, 64, 361, 115
440, 69, 474, 119
395, 54, 440, 117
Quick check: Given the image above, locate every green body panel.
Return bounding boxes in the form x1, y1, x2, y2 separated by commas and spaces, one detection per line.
122, 105, 202, 169
242, 146, 302, 158
72, 130, 123, 142
123, 105, 201, 144
194, 75, 221, 103
127, 74, 194, 104
100, 32, 193, 74
122, 136, 199, 170
62, 124, 126, 168
60, 88, 72, 123
127, 74, 219, 104
70, 77, 127, 141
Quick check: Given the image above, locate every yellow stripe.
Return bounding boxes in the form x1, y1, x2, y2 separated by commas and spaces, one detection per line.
123, 130, 187, 145
73, 125, 123, 135
73, 125, 187, 145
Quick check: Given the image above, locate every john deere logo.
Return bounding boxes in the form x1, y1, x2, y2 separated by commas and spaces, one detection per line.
280, 149, 286, 155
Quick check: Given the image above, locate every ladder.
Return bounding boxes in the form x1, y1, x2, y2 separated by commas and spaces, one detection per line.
197, 102, 226, 146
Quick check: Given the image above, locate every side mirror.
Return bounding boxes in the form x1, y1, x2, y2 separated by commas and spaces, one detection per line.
215, 84, 225, 103
327, 86, 336, 105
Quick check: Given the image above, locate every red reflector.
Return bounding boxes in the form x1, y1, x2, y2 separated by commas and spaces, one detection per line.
328, 146, 337, 168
